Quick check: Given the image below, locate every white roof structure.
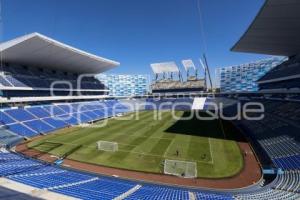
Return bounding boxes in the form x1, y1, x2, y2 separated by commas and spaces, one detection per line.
182, 59, 196, 71
192, 97, 207, 110
231, 0, 300, 56
150, 62, 179, 74
0, 32, 119, 74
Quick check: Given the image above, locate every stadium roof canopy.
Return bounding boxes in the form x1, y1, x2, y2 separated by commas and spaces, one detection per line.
0, 32, 119, 74
231, 0, 300, 56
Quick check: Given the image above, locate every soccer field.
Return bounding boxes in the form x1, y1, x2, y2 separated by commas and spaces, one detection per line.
28, 111, 243, 178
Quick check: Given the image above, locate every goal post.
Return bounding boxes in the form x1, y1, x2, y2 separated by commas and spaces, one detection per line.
96, 141, 118, 152
164, 159, 197, 178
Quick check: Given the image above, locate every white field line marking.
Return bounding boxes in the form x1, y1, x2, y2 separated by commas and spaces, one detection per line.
208, 138, 214, 165
163, 135, 176, 158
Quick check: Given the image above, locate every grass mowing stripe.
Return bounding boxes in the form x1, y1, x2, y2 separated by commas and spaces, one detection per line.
67, 112, 157, 150
76, 112, 158, 161
124, 111, 177, 156
65, 112, 153, 145
186, 136, 212, 163
29, 111, 243, 178
63, 111, 153, 143
150, 139, 172, 155
149, 112, 180, 139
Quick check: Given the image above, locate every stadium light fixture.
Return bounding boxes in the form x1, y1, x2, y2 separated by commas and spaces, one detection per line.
181, 59, 196, 71
150, 62, 180, 74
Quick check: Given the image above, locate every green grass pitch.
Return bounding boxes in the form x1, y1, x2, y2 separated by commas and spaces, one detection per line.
28, 111, 243, 178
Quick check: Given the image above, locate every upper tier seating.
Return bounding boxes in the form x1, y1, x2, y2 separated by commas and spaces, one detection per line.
2, 90, 105, 98
151, 80, 205, 93
259, 78, 300, 90
258, 55, 300, 90
0, 64, 105, 91
145, 98, 194, 110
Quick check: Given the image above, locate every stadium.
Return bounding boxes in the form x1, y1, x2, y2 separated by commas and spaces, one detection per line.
0, 0, 299, 199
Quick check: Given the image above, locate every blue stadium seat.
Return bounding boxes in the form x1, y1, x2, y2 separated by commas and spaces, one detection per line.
0, 111, 16, 124
6, 123, 38, 137
273, 155, 300, 170
92, 110, 105, 118
24, 119, 56, 134
82, 111, 98, 120
60, 114, 80, 125
0, 76, 12, 86
76, 113, 92, 123
54, 179, 135, 200
0, 128, 24, 148
4, 109, 36, 122
125, 184, 189, 200
42, 117, 68, 129
195, 192, 234, 200
42, 106, 66, 116
26, 107, 50, 118
57, 104, 74, 113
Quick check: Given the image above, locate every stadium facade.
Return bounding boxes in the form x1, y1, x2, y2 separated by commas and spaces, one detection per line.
215, 57, 285, 92
97, 74, 148, 96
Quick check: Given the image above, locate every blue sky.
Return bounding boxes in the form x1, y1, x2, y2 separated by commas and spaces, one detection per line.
1, 0, 267, 80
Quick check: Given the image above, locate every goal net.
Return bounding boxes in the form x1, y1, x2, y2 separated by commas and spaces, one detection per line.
96, 141, 118, 152
164, 159, 197, 178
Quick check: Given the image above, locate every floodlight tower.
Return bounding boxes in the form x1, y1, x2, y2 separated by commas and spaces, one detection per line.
203, 54, 213, 92
199, 58, 207, 91
179, 71, 183, 82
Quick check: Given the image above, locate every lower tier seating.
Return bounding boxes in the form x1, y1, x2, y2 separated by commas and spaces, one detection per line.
0, 150, 298, 199
0, 100, 131, 139
0, 151, 236, 200
0, 128, 23, 148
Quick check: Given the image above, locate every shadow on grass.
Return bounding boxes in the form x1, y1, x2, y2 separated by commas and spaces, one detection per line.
164, 111, 246, 142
